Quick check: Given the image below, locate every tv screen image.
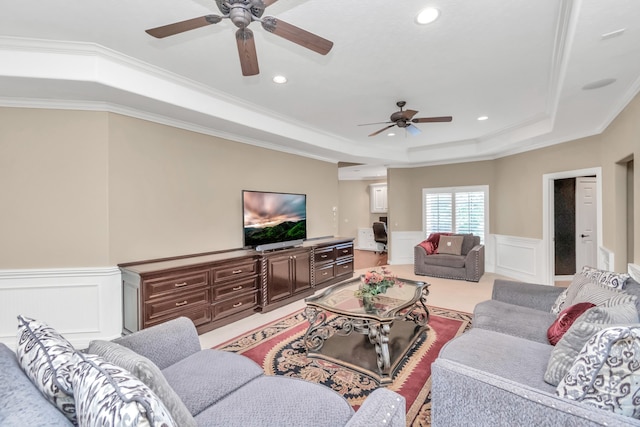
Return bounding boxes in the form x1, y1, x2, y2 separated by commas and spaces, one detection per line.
242, 190, 307, 248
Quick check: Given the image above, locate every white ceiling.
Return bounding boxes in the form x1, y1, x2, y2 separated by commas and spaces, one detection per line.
1, 0, 639, 180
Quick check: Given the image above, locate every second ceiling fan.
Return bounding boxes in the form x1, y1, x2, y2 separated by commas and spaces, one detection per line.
360, 101, 453, 137
145, 0, 333, 76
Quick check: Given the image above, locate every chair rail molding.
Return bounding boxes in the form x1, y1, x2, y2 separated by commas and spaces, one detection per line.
0, 266, 122, 350
494, 235, 547, 285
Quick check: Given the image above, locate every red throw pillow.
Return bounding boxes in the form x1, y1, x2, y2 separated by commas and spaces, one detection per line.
547, 302, 596, 345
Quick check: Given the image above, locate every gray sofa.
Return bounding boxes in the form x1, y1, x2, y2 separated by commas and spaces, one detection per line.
431, 278, 640, 426
414, 233, 485, 282
0, 316, 406, 426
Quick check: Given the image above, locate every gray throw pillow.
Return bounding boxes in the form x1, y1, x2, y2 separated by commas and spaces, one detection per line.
88, 340, 197, 427
572, 280, 628, 306
544, 301, 639, 386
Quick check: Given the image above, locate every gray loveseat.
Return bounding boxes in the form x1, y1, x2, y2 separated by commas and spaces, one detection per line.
0, 316, 406, 426
431, 277, 640, 426
414, 233, 485, 282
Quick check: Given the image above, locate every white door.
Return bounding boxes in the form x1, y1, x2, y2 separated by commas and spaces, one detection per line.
576, 177, 597, 271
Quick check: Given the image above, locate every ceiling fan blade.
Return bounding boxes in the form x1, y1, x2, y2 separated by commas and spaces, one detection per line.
261, 17, 333, 55
412, 116, 453, 123
406, 124, 422, 136
369, 124, 396, 137
236, 29, 259, 76
358, 121, 393, 126
400, 109, 419, 120
145, 15, 223, 38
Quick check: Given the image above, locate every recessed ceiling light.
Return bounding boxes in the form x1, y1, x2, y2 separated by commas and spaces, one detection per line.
387, 132, 396, 136
416, 8, 440, 25
477, 116, 489, 121
272, 75, 287, 84
582, 78, 616, 90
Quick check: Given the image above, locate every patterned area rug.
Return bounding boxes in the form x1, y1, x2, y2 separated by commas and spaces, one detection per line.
215, 306, 471, 426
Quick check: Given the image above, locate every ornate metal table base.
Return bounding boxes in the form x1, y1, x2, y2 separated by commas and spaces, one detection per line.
303, 288, 429, 384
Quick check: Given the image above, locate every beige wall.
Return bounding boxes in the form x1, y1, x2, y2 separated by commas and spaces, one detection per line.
1, 109, 339, 268
337, 179, 386, 239
1, 108, 110, 268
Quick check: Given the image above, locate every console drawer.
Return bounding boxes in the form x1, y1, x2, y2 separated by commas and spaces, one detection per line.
314, 247, 335, 264
145, 306, 211, 329
211, 291, 258, 319
212, 276, 259, 301
211, 260, 258, 282
315, 263, 335, 284
335, 244, 353, 259
144, 269, 209, 299
335, 259, 354, 277
144, 289, 210, 322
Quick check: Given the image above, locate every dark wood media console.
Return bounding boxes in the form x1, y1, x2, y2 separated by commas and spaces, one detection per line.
119, 237, 354, 335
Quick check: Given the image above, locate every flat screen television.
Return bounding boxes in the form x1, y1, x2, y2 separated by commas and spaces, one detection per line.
242, 190, 307, 250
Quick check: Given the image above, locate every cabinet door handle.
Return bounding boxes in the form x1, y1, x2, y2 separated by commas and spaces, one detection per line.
322, 272, 328, 276
174, 282, 187, 288
232, 302, 243, 308
232, 285, 243, 291
175, 300, 188, 307
342, 250, 349, 254
232, 269, 242, 274
321, 254, 328, 258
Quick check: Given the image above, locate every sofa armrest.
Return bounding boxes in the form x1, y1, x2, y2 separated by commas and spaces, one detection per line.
414, 245, 428, 273
491, 279, 564, 312
432, 358, 640, 426
113, 317, 202, 370
464, 245, 485, 282
344, 388, 406, 427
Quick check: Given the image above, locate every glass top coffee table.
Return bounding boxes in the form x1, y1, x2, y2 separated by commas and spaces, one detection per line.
304, 276, 430, 384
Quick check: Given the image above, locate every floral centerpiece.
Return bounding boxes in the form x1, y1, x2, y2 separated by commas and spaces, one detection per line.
355, 266, 400, 299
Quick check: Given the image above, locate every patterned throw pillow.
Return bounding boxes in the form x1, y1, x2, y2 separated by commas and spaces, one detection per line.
437, 235, 464, 255
88, 340, 196, 427
544, 302, 640, 386
572, 280, 629, 306
581, 266, 630, 290
16, 315, 77, 423
547, 302, 595, 345
557, 326, 640, 419
551, 274, 594, 315
71, 352, 176, 427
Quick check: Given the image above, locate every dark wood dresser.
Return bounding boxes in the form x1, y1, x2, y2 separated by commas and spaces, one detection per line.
119, 237, 354, 334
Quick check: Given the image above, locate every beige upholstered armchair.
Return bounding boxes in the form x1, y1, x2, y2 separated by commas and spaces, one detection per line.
414, 233, 485, 282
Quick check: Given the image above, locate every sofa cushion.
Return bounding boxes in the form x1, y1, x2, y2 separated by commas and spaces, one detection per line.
551, 274, 594, 314
438, 328, 557, 394
194, 375, 355, 427
438, 235, 464, 255
547, 302, 596, 345
473, 300, 556, 344
88, 340, 196, 427
544, 302, 639, 386
420, 253, 466, 268
15, 315, 77, 424
457, 233, 477, 256
0, 342, 71, 426
161, 349, 263, 417
71, 352, 175, 427
557, 326, 640, 419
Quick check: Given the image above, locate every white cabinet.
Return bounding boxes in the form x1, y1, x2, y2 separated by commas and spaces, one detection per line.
369, 183, 388, 213
357, 227, 385, 252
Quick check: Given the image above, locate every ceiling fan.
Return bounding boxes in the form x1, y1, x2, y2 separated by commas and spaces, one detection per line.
359, 101, 453, 137
145, 0, 333, 76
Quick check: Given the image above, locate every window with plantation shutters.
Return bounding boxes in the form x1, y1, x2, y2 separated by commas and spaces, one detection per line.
423, 186, 488, 243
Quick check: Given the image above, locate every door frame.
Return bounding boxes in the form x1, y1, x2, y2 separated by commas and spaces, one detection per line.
542, 167, 602, 285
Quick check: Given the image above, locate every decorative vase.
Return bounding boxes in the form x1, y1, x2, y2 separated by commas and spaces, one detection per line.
362, 294, 376, 313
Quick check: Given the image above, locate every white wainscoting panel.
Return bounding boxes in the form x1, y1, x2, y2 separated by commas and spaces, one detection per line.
389, 231, 424, 265
0, 267, 122, 350
629, 263, 640, 283
494, 235, 547, 285
598, 247, 614, 271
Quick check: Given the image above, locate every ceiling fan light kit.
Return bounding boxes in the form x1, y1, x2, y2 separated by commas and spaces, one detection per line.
145, 0, 333, 76
359, 101, 453, 137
